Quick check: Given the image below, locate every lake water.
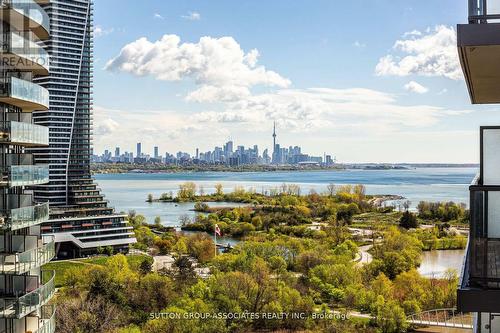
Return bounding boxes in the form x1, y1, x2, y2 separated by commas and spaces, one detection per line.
95, 168, 473, 276
95, 167, 477, 225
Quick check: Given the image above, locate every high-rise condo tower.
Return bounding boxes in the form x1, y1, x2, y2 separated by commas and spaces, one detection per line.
29, 0, 136, 258
0, 0, 56, 330
457, 0, 500, 331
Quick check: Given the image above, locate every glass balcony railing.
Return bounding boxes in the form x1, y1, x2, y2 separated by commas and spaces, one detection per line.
34, 305, 56, 333
1, 0, 50, 38
8, 164, 49, 186
1, 31, 50, 74
8, 202, 49, 231
465, 174, 500, 288
0, 121, 49, 146
0, 238, 55, 275
469, 0, 500, 22
0, 270, 55, 318
0, 76, 49, 110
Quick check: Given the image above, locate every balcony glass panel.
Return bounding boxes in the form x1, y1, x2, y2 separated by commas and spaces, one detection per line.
9, 202, 49, 230
16, 271, 54, 318
3, 0, 50, 35
487, 0, 500, 14
0, 239, 55, 274
0, 271, 55, 318
0, 121, 49, 146
6, 32, 50, 72
9, 121, 48, 145
469, 0, 500, 21
467, 179, 500, 288
9, 164, 49, 186
9, 76, 49, 109
35, 305, 56, 333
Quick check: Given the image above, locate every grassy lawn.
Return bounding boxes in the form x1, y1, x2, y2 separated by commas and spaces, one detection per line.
351, 211, 402, 227
43, 254, 150, 288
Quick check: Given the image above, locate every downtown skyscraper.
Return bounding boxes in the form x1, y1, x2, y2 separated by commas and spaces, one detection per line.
30, 0, 136, 258
0, 0, 56, 330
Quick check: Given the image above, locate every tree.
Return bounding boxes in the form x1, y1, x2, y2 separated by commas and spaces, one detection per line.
56, 296, 122, 333
146, 194, 153, 203
105, 246, 114, 256
139, 258, 153, 275
166, 256, 197, 285
326, 183, 336, 197
375, 299, 408, 333
63, 266, 84, 292
186, 233, 215, 263
130, 273, 175, 315
400, 211, 418, 229
215, 183, 224, 196
177, 182, 197, 201
154, 216, 161, 227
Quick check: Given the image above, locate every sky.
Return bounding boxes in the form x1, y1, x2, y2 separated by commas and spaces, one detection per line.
92, 0, 500, 163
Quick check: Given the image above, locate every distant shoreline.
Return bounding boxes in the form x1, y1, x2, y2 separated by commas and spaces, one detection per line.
91, 163, 478, 175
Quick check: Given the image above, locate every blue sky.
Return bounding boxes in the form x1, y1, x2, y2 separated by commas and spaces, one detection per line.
92, 0, 498, 163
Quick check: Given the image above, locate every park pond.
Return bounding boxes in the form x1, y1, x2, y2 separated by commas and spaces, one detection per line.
418, 249, 465, 278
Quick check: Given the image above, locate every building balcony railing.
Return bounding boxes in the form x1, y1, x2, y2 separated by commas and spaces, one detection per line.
465, 174, 500, 287
2, 164, 50, 187
0, 270, 55, 318
458, 173, 500, 312
0, 121, 49, 146
0, 237, 55, 274
4, 202, 49, 231
1, 31, 50, 75
0, 0, 50, 40
32, 304, 56, 333
468, 0, 500, 23
0, 76, 49, 111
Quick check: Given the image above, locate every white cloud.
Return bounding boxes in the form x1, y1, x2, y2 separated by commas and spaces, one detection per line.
375, 25, 462, 80
154, 13, 164, 20
182, 11, 201, 21
353, 41, 366, 48
105, 34, 291, 102
100, 33, 475, 161
402, 30, 422, 38
93, 106, 231, 154
94, 25, 114, 37
404, 81, 428, 94
95, 118, 119, 135
191, 87, 470, 134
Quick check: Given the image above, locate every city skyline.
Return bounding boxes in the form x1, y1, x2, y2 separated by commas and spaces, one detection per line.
91, 0, 495, 163
96, 123, 335, 166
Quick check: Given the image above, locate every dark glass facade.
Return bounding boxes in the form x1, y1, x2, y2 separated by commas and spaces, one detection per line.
29, 0, 136, 258
0, 0, 56, 331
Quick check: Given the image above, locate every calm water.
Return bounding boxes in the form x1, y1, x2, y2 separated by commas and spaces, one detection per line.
418, 250, 465, 278
95, 168, 474, 276
95, 167, 477, 225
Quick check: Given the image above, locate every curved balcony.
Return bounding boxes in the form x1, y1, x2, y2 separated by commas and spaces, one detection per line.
0, 77, 49, 111
0, 0, 50, 40
0, 270, 55, 318
1, 32, 50, 75
0, 121, 49, 146
0, 238, 55, 274
5, 164, 49, 187
4, 202, 49, 231
33, 305, 56, 333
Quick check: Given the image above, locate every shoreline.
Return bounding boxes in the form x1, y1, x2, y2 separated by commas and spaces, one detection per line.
91, 163, 478, 175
